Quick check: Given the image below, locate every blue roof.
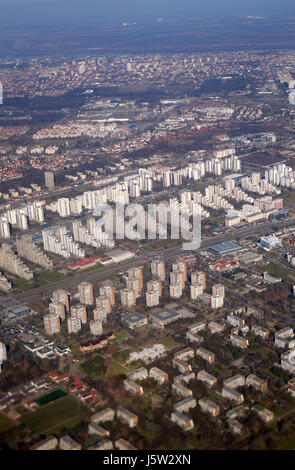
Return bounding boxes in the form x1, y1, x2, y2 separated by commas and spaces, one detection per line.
209, 241, 242, 254
124, 312, 146, 323
150, 308, 180, 321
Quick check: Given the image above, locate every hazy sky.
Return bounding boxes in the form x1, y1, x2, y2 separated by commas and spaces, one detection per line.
0, 0, 293, 27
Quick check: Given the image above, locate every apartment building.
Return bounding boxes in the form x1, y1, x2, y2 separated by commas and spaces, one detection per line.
196, 347, 215, 364
171, 411, 194, 431
91, 408, 115, 424
172, 382, 193, 399
223, 374, 245, 390
222, 387, 244, 405
197, 370, 217, 388
123, 379, 144, 396
173, 397, 197, 414
149, 367, 169, 384
246, 374, 268, 392
198, 398, 220, 417
117, 406, 138, 428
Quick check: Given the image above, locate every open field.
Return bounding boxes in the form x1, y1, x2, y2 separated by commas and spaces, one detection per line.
20, 395, 81, 435
105, 361, 129, 377
0, 413, 16, 435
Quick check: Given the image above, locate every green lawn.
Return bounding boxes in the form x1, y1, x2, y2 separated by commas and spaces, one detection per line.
247, 346, 272, 360
262, 263, 294, 282
105, 361, 129, 377
20, 395, 81, 435
110, 328, 131, 343
158, 335, 179, 349
142, 238, 182, 252
38, 270, 68, 283
277, 433, 295, 450
0, 413, 16, 435
15, 278, 33, 292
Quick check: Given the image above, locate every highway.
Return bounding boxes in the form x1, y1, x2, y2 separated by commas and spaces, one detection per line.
1, 216, 295, 309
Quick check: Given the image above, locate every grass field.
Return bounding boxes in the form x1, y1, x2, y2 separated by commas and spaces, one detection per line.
38, 270, 68, 283
105, 361, 129, 377
158, 335, 179, 349
0, 413, 16, 435
248, 345, 272, 360
277, 434, 295, 450
110, 328, 131, 343
262, 262, 295, 282
142, 238, 182, 252
20, 395, 81, 435
15, 278, 33, 292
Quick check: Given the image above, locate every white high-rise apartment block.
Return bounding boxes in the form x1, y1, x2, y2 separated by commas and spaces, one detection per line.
99, 282, 115, 306
44, 313, 61, 335
67, 316, 82, 334
0, 342, 7, 371
90, 320, 103, 336
120, 288, 136, 307
57, 198, 71, 217
78, 282, 94, 305
151, 260, 166, 281
0, 218, 11, 238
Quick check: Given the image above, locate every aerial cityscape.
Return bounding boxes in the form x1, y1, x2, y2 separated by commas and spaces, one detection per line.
2, 0, 295, 456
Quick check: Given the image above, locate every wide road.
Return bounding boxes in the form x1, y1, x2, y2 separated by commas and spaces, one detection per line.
1, 216, 295, 308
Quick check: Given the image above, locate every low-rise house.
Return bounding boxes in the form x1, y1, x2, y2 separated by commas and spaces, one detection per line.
197, 370, 217, 388
117, 406, 138, 428
198, 397, 220, 417
171, 411, 194, 431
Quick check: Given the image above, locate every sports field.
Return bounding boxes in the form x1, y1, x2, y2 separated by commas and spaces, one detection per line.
35, 389, 67, 406
20, 395, 81, 435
